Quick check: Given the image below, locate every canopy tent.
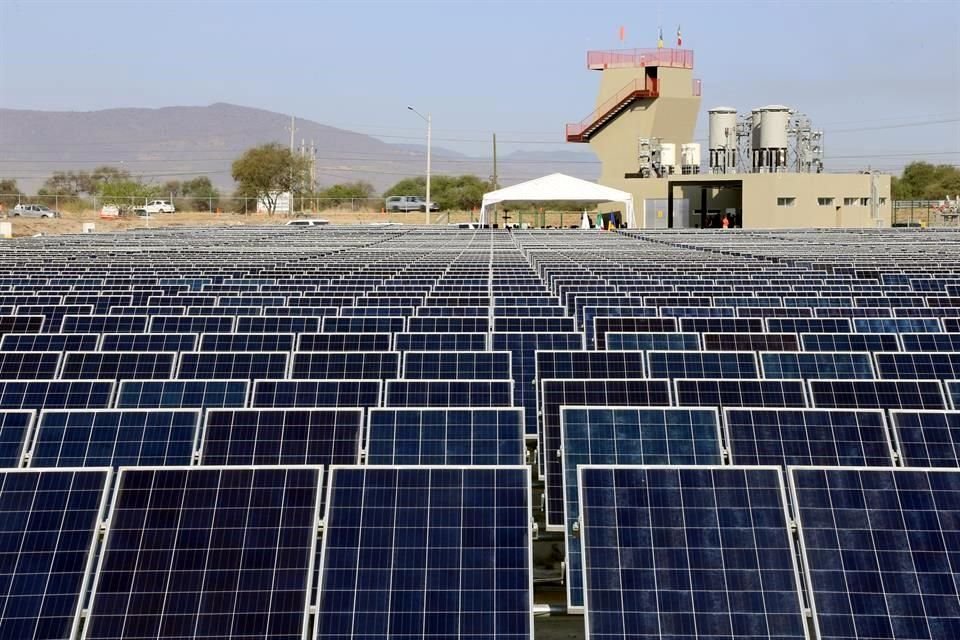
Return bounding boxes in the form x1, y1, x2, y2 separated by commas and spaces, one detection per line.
478, 173, 636, 228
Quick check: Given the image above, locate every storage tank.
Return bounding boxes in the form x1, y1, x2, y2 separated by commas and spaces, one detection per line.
680, 143, 701, 174
708, 107, 737, 174
660, 143, 676, 174
753, 105, 790, 172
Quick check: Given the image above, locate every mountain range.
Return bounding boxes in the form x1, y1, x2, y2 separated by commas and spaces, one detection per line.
0, 102, 598, 194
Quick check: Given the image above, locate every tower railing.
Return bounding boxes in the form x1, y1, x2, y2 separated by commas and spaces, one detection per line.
587, 48, 694, 70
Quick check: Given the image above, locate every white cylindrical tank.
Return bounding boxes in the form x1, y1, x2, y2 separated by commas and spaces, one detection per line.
758, 105, 790, 150
660, 143, 676, 170
751, 109, 762, 150
708, 108, 738, 150
681, 143, 701, 174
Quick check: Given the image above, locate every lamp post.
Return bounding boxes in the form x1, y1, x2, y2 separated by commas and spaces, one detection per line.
407, 105, 431, 225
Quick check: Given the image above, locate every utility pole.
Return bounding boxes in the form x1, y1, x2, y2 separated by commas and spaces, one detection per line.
288, 116, 296, 153
491, 133, 498, 190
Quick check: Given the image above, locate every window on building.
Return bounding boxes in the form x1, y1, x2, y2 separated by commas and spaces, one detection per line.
843, 197, 859, 206
860, 197, 871, 207
777, 197, 796, 207
879, 197, 887, 205
818, 197, 835, 206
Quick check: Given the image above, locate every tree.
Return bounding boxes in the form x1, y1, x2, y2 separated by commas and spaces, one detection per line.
98, 180, 159, 212
231, 144, 310, 214
892, 162, 960, 200
383, 175, 491, 211
0, 179, 22, 209
182, 176, 220, 211
318, 181, 375, 207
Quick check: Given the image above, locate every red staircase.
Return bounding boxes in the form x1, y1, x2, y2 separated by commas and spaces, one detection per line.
565, 77, 659, 142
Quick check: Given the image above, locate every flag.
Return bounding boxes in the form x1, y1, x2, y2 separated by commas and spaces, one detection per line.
657, 26, 664, 48
619, 25, 625, 42
677, 25, 682, 47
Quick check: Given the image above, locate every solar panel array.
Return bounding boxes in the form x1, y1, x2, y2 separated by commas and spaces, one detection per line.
2, 226, 960, 638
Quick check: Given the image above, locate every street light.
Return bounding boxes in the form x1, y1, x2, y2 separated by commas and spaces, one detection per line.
407, 105, 431, 225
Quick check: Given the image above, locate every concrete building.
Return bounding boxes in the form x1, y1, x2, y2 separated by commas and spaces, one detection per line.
566, 48, 891, 229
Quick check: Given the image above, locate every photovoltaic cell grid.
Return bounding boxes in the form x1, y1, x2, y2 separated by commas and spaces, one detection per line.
60, 352, 176, 380
0, 468, 109, 640
384, 379, 514, 408
646, 350, 760, 379
0, 333, 99, 352
0, 352, 62, 380
177, 352, 289, 380
366, 408, 525, 465
539, 378, 672, 530
759, 351, 876, 379
809, 379, 948, 410
949, 381, 960, 409
889, 410, 960, 467
725, 408, 894, 467
298, 332, 392, 352
578, 466, 807, 640
790, 467, 960, 640
560, 407, 722, 611
198, 332, 295, 352
0, 411, 33, 467
393, 332, 488, 352
290, 352, 400, 379
401, 351, 512, 380
315, 466, 532, 640
114, 380, 249, 409
800, 332, 901, 353
674, 378, 809, 408
251, 379, 382, 408
99, 333, 198, 352
0, 380, 115, 410
29, 409, 201, 468
84, 466, 321, 640
605, 331, 701, 351
875, 352, 960, 380
199, 408, 363, 466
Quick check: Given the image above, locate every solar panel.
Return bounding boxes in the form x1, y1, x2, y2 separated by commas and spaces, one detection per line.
0, 410, 33, 467
0, 380, 114, 410
85, 466, 321, 640
0, 352, 62, 380
944, 318, 960, 332
674, 378, 809, 408
315, 466, 532, 640
199, 408, 363, 465
789, 467, 960, 640
0, 332, 98, 352
680, 317, 765, 333
853, 317, 942, 333
177, 351, 289, 380
416, 305, 486, 317
99, 332, 198, 352
407, 317, 490, 333
115, 379, 249, 408
874, 352, 960, 379
297, 332, 392, 351
535, 350, 647, 381
238, 315, 325, 333
809, 379, 948, 410
0, 468, 109, 640
493, 317, 575, 333
702, 332, 800, 351
889, 410, 960, 467
401, 351, 512, 380
250, 379, 381, 408
900, 333, 960, 352
800, 332, 901, 353
59, 314, 148, 333
766, 317, 853, 333
760, 351, 876, 379
738, 306, 814, 318
539, 378, 673, 530
321, 316, 406, 333
60, 351, 176, 380
366, 408, 525, 465
604, 331, 701, 351
393, 331, 488, 352
592, 316, 677, 349
264, 305, 339, 317
725, 408, 894, 467
949, 380, 960, 409
560, 407, 722, 611
198, 332, 295, 352
341, 305, 415, 317
29, 409, 201, 467
579, 465, 806, 640
149, 315, 235, 333
290, 351, 400, 379
647, 350, 760, 379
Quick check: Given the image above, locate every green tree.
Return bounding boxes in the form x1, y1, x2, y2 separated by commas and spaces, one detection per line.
318, 181, 375, 207
182, 176, 220, 211
383, 175, 491, 211
231, 144, 310, 214
0, 178, 22, 209
892, 162, 960, 200
98, 180, 159, 213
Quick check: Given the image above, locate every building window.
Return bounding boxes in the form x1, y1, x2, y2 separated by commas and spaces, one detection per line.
879, 197, 887, 205
777, 197, 796, 207
818, 197, 834, 206
860, 197, 870, 207
843, 197, 859, 206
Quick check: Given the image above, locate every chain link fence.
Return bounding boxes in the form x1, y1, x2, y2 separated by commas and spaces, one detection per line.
0, 194, 392, 215
892, 200, 960, 228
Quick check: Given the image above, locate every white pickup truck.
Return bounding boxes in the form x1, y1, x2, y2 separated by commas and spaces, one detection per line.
133, 200, 176, 216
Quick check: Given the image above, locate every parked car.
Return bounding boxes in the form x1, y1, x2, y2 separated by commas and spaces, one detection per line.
99, 204, 121, 219
385, 195, 439, 213
285, 218, 329, 227
10, 204, 61, 218
133, 200, 176, 216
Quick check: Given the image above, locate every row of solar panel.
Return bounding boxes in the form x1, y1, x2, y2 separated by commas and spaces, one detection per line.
0, 465, 534, 640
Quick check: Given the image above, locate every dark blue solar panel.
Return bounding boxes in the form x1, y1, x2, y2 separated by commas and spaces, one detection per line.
944, 318, 960, 332
809, 379, 948, 410
115, 380, 249, 408
703, 332, 800, 352
200, 408, 362, 465
264, 305, 339, 317
321, 317, 406, 333
341, 305, 414, 317
85, 466, 321, 640
394, 332, 488, 352
725, 408, 893, 467
198, 332, 295, 352
561, 408, 722, 611
535, 350, 647, 381
402, 351, 512, 380
579, 466, 806, 640
0, 380, 114, 410
416, 305, 487, 317
949, 381, 960, 409
30, 409, 200, 467
0, 332, 98, 352
384, 379, 514, 408
316, 466, 532, 640
0, 352, 61, 380
60, 352, 176, 380
674, 378, 809, 408
900, 333, 960, 352
297, 332, 392, 351
407, 317, 490, 333
493, 317, 575, 333
854, 317, 942, 333
582, 306, 658, 346
0, 468, 109, 640
366, 408, 525, 465
680, 317, 765, 333
890, 410, 960, 467
766, 318, 853, 333
60, 314, 148, 333
605, 331, 701, 351
592, 316, 677, 349
99, 333, 198, 352
660, 305, 736, 318
250, 379, 381, 408
0, 411, 32, 467
875, 352, 960, 380
737, 306, 814, 318
791, 467, 960, 640
760, 351, 876, 379
539, 378, 673, 530
290, 351, 399, 379
800, 332, 901, 353
177, 352, 289, 380
647, 350, 759, 379
149, 315, 234, 333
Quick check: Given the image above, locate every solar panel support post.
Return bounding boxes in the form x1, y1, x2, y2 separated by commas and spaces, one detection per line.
667, 182, 674, 228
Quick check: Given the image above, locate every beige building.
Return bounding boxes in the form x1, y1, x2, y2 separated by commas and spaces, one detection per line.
566, 48, 891, 229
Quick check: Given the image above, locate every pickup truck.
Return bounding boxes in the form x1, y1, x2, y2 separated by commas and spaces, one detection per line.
385, 195, 439, 213
10, 204, 61, 218
133, 200, 176, 216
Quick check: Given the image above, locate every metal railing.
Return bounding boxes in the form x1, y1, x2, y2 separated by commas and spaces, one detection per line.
566, 77, 655, 139
587, 48, 694, 70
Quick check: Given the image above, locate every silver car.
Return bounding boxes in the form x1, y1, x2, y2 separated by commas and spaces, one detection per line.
11, 204, 61, 218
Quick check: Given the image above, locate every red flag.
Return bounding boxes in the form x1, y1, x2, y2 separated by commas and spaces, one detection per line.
677, 25, 682, 47
619, 25, 625, 42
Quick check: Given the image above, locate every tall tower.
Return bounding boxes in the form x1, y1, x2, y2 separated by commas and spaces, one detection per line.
566, 48, 701, 189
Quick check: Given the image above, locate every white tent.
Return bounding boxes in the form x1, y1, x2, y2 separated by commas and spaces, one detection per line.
478, 173, 636, 228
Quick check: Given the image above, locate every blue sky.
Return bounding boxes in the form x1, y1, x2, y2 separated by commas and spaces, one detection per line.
1, 0, 958, 173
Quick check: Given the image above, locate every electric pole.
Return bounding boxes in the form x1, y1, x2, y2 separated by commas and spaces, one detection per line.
492, 133, 498, 191
288, 116, 296, 153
